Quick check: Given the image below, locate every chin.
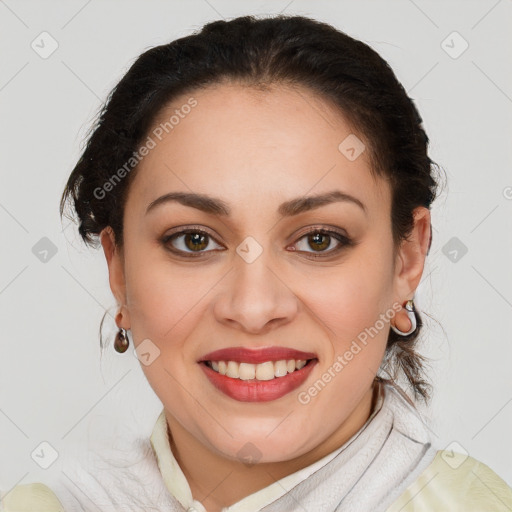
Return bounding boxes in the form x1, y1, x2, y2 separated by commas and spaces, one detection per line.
210, 432, 311, 466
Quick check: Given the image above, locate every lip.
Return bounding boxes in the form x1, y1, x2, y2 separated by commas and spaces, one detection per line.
199, 358, 318, 402
198, 346, 318, 364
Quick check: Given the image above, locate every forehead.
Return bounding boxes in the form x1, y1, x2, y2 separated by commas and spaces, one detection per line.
126, 82, 389, 217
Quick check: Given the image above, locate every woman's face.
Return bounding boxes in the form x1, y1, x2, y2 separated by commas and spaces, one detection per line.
102, 82, 429, 464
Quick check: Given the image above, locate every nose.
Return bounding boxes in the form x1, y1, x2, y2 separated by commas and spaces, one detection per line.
213, 251, 299, 334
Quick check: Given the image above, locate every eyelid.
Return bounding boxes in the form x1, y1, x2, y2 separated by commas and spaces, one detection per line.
291, 224, 350, 241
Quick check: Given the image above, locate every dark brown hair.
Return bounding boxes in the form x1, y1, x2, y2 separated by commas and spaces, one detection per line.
60, 14, 443, 403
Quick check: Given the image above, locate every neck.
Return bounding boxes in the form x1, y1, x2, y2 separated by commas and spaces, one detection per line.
165, 380, 379, 511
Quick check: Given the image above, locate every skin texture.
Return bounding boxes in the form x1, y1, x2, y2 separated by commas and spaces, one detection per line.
100, 82, 431, 511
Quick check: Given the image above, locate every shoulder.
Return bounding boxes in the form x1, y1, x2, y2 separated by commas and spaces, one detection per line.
1, 482, 64, 512
386, 449, 512, 511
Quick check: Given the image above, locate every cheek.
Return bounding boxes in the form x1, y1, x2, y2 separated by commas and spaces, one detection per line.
124, 238, 208, 337
122, 247, 210, 394
305, 253, 393, 343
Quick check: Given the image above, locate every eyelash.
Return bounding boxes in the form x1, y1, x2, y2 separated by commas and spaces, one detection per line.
160, 225, 353, 260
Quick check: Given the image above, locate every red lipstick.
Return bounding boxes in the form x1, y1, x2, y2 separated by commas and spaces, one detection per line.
198, 346, 317, 364
198, 346, 318, 402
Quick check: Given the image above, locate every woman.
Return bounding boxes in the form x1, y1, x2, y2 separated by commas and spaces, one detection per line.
2, 14, 511, 512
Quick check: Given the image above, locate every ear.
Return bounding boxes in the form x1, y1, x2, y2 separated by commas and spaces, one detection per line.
393, 206, 432, 301
100, 227, 128, 320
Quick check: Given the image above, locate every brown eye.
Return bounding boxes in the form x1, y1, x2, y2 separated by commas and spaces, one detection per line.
307, 232, 330, 251
163, 229, 223, 255
183, 232, 208, 251
293, 229, 352, 256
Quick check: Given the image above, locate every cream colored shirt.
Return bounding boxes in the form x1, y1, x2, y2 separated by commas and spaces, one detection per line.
2, 379, 512, 511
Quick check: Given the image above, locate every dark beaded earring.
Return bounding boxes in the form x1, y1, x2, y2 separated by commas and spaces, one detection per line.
114, 328, 129, 353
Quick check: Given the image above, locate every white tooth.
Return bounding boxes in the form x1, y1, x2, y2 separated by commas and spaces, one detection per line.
226, 361, 240, 378
274, 360, 288, 377
213, 359, 307, 380
255, 361, 275, 380
238, 362, 256, 380
295, 359, 307, 370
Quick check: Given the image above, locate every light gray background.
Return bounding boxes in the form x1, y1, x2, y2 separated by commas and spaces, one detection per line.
1, 0, 511, 494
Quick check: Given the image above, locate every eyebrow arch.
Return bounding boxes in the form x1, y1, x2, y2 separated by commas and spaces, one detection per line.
145, 190, 366, 217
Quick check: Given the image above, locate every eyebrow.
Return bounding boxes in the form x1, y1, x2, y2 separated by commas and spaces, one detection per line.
145, 190, 366, 217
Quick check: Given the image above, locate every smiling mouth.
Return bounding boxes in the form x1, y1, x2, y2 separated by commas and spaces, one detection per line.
202, 358, 317, 381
